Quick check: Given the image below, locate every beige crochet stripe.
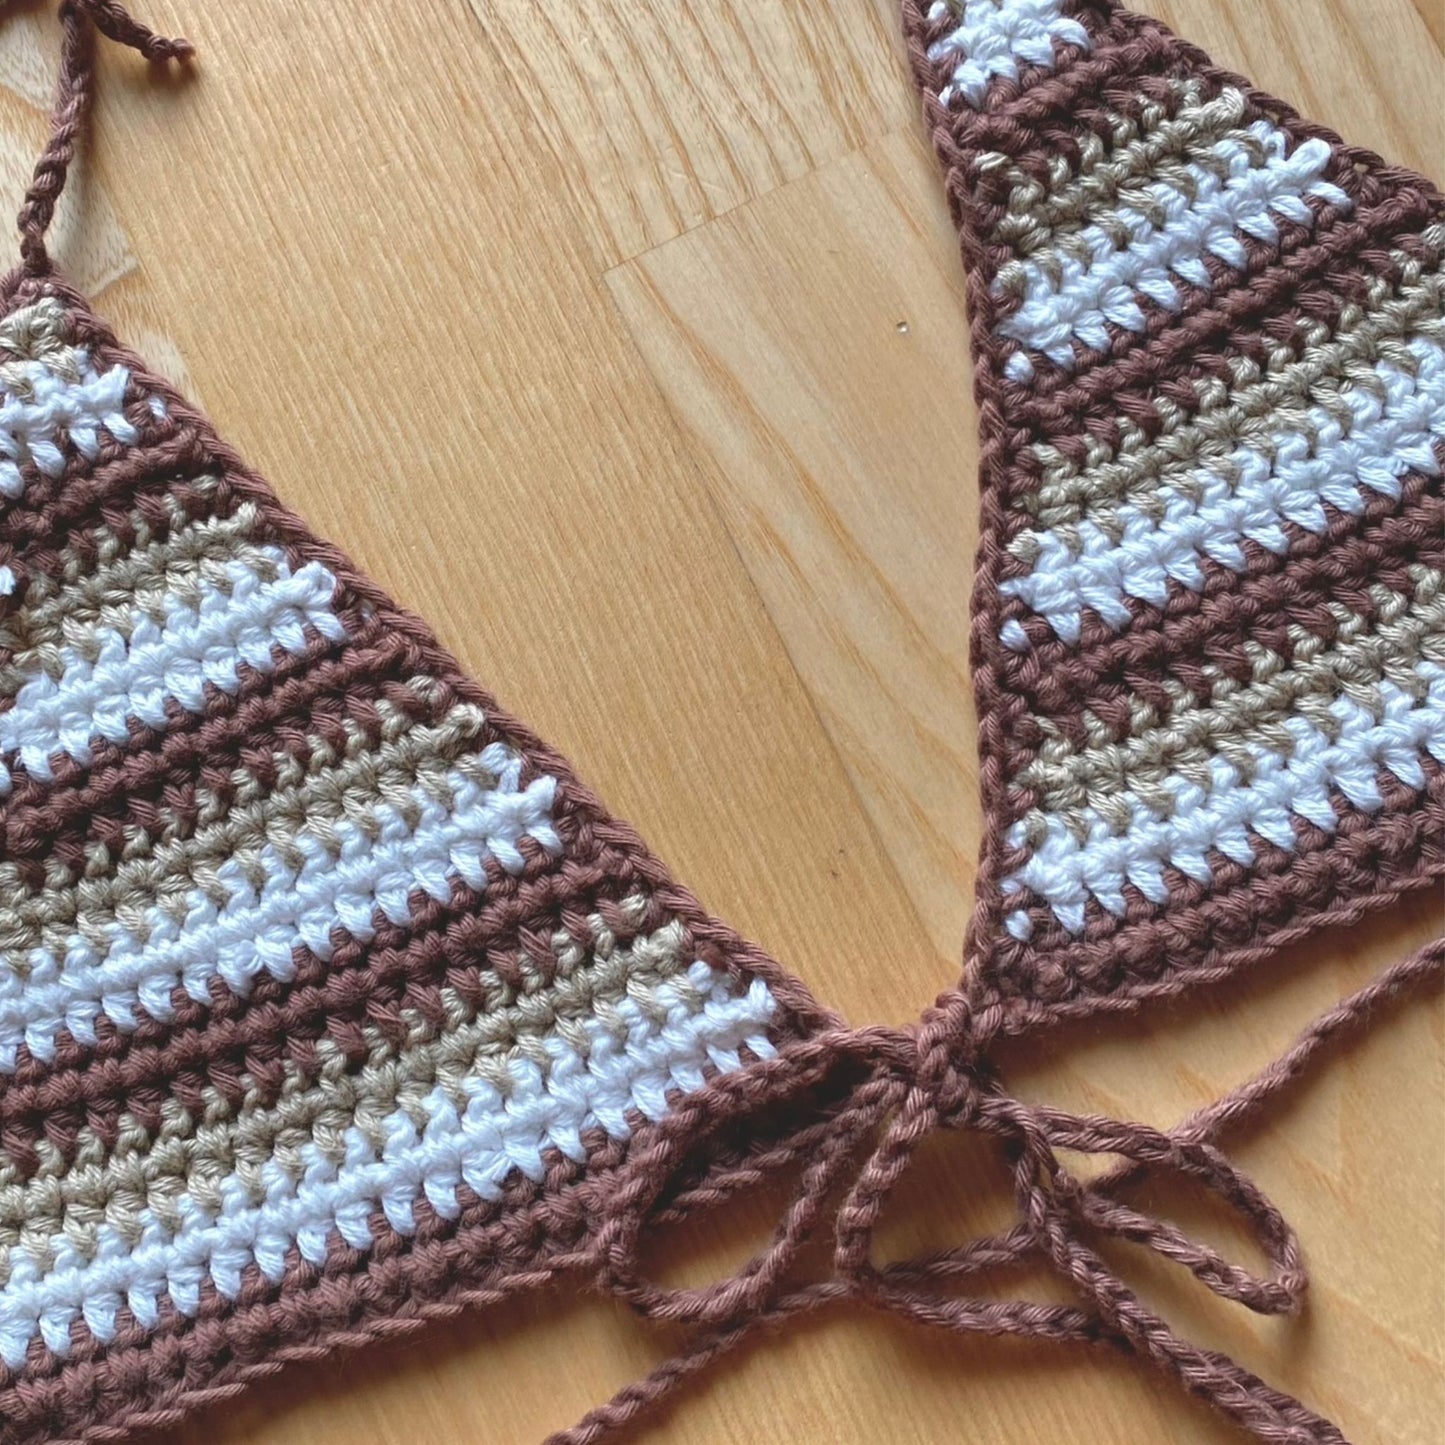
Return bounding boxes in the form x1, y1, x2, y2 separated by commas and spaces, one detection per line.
0, 681, 496, 967
1018, 241, 1445, 534
988, 80, 1248, 254
0, 884, 675, 1194
0, 909, 697, 1278
0, 296, 86, 380
1011, 566, 1445, 842
0, 496, 273, 688
987, 81, 1250, 259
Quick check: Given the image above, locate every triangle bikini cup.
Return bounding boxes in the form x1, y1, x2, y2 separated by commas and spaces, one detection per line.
0, 3, 1439, 1442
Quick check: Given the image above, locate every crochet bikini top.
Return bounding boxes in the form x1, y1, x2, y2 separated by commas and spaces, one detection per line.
0, 3, 1438, 1443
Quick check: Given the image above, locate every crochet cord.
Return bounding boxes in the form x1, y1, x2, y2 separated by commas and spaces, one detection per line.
16, 0, 191, 276
559, 938, 1443, 1444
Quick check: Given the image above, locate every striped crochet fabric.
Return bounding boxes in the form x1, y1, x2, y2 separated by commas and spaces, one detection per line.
900, 0, 1445, 1022
0, 1, 1440, 1442
0, 278, 827, 1438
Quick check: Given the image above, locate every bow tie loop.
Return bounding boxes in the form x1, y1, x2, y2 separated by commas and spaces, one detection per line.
592, 1024, 916, 1328
592, 997, 1307, 1339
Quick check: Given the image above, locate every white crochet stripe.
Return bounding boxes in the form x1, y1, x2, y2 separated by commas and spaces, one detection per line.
0, 548, 345, 792
927, 0, 1089, 107
0, 962, 776, 1366
0, 743, 560, 1071
1000, 335, 1445, 646
1003, 663, 1445, 933
0, 355, 139, 499
997, 121, 1350, 380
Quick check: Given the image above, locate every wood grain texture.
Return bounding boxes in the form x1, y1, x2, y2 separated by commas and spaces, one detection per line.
0, 2, 1440, 1442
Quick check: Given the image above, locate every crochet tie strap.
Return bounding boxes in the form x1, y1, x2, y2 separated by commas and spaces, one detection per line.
594, 1016, 1306, 1326
564, 939, 1445, 1445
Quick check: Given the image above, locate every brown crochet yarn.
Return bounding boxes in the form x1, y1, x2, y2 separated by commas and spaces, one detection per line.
0, 4, 1438, 1445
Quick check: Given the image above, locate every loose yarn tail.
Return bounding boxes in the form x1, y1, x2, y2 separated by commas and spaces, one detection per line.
565, 938, 1444, 1444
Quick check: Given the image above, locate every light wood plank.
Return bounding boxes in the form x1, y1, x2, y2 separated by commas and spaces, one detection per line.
468, 0, 914, 267
608, 128, 980, 963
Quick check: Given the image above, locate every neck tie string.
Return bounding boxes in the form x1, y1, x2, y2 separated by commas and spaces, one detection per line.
16, 0, 192, 276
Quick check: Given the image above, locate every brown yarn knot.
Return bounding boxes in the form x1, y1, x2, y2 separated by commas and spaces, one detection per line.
561, 942, 1445, 1445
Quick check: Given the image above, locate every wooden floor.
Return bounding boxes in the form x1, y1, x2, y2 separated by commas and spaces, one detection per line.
0, 2, 1441, 1442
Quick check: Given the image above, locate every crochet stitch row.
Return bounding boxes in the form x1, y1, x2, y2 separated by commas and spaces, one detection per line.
917, 0, 1445, 1014
0, 285, 804, 1432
